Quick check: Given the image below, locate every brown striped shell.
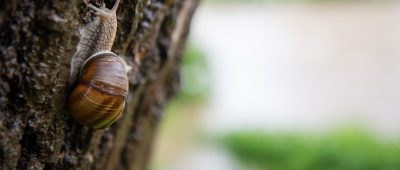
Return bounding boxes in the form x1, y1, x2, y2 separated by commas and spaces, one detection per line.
69, 51, 128, 129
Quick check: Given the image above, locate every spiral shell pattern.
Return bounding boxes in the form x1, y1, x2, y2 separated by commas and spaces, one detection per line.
69, 52, 128, 129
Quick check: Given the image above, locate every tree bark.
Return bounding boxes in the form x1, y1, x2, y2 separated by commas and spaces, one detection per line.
0, 0, 199, 169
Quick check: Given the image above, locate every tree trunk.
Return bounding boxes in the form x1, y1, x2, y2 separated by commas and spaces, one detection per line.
0, 0, 199, 169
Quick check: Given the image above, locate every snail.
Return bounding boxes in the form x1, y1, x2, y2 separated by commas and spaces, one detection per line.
68, 0, 129, 129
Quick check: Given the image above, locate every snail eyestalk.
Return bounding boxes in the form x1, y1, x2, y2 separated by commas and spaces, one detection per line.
84, 0, 120, 16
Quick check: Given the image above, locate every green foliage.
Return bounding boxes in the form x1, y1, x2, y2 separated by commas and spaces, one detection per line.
222, 130, 400, 170
174, 43, 210, 104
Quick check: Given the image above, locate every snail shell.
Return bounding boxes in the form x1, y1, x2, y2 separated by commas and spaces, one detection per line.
69, 51, 129, 129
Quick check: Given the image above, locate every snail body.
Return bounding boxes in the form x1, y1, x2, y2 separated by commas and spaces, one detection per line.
69, 0, 128, 129
70, 0, 120, 83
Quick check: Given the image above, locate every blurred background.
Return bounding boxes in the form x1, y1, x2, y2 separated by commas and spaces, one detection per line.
152, 0, 400, 169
